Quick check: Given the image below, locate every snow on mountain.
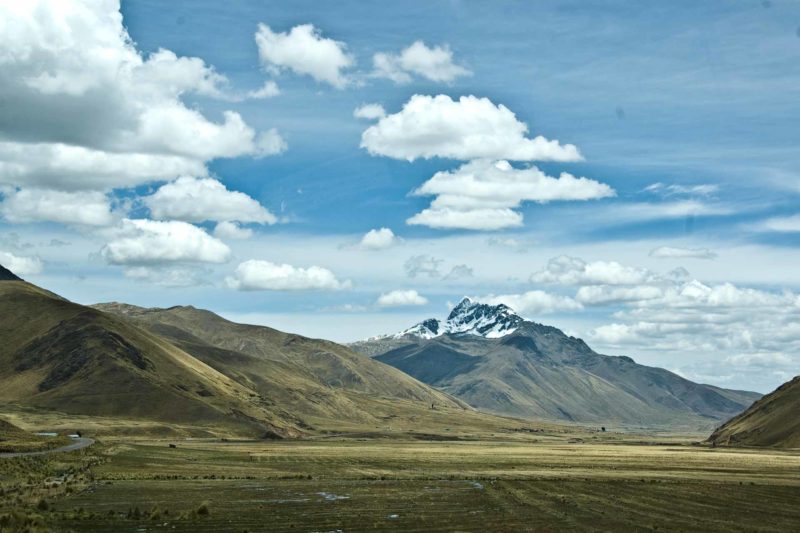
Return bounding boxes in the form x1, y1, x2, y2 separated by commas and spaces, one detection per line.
370, 297, 523, 341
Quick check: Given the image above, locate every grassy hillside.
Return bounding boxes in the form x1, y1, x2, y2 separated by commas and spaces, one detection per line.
91, 303, 467, 427
0, 281, 305, 438
1, 275, 498, 439
709, 375, 800, 448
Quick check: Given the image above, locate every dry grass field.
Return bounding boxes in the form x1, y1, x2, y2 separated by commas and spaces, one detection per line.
3, 433, 799, 532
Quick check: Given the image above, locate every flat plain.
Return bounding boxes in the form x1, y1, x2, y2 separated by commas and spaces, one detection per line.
3, 431, 799, 532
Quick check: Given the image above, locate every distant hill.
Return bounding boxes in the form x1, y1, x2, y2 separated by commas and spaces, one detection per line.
351, 298, 761, 430
0, 266, 475, 438
708, 375, 800, 448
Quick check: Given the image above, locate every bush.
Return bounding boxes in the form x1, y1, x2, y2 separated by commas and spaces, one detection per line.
36, 498, 49, 511
196, 502, 210, 516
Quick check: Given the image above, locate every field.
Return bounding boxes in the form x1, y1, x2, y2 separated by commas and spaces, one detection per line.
2, 433, 799, 532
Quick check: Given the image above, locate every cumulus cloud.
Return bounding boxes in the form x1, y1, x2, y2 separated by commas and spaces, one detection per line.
407, 159, 615, 230
246, 80, 281, 99
353, 104, 386, 120
0, 1, 284, 192
0, 250, 43, 276
1, 188, 118, 226
225, 259, 351, 291
372, 41, 471, 84
214, 221, 254, 240
376, 289, 428, 307
484, 290, 582, 315
532, 255, 658, 286
360, 95, 582, 162
100, 219, 231, 266
359, 227, 397, 250
255, 23, 355, 88
145, 177, 277, 224
563, 256, 800, 387
649, 246, 717, 260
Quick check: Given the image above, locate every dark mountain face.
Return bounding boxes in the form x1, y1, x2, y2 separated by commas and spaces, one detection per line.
708, 375, 800, 448
354, 298, 761, 430
0, 264, 21, 281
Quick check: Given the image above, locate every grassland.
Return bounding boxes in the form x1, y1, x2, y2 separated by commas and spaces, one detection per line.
2, 432, 799, 532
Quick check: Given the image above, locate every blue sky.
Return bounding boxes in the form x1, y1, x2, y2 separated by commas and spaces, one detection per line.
1, 0, 799, 392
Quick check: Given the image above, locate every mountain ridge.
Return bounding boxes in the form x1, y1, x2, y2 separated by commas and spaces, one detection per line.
351, 298, 760, 429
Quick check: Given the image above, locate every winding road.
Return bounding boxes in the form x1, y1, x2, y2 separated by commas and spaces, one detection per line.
0, 437, 95, 458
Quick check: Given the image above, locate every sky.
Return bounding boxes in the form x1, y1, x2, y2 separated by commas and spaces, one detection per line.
1, 0, 799, 393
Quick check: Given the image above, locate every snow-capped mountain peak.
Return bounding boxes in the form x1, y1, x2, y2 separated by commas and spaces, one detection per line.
444, 297, 522, 338
376, 297, 524, 341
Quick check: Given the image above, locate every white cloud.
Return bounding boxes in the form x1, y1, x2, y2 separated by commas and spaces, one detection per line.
359, 227, 397, 250
254, 23, 354, 88
407, 159, 614, 230
353, 104, 386, 120
0, 1, 284, 192
532, 255, 658, 286
360, 95, 582, 162
372, 41, 471, 84
145, 177, 277, 224
752, 214, 800, 233
1, 188, 118, 226
225, 259, 351, 291
376, 289, 428, 307
0, 250, 43, 276
0, 143, 208, 191
484, 290, 582, 315
246, 80, 281, 99
214, 221, 254, 240
649, 246, 717, 260
100, 219, 231, 266
408, 207, 523, 231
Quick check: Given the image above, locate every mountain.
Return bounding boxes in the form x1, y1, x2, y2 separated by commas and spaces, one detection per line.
0, 263, 482, 439
90, 302, 465, 428
708, 375, 800, 448
351, 298, 761, 429
0, 276, 303, 438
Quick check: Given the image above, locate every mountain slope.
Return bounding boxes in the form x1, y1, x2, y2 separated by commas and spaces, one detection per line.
708, 375, 800, 448
352, 298, 761, 429
1, 266, 487, 438
0, 279, 302, 438
91, 302, 466, 426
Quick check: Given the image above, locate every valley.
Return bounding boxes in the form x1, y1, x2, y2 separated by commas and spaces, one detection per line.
1, 271, 798, 532
2, 432, 800, 532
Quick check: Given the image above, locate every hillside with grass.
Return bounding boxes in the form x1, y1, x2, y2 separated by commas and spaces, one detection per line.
709, 375, 800, 449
